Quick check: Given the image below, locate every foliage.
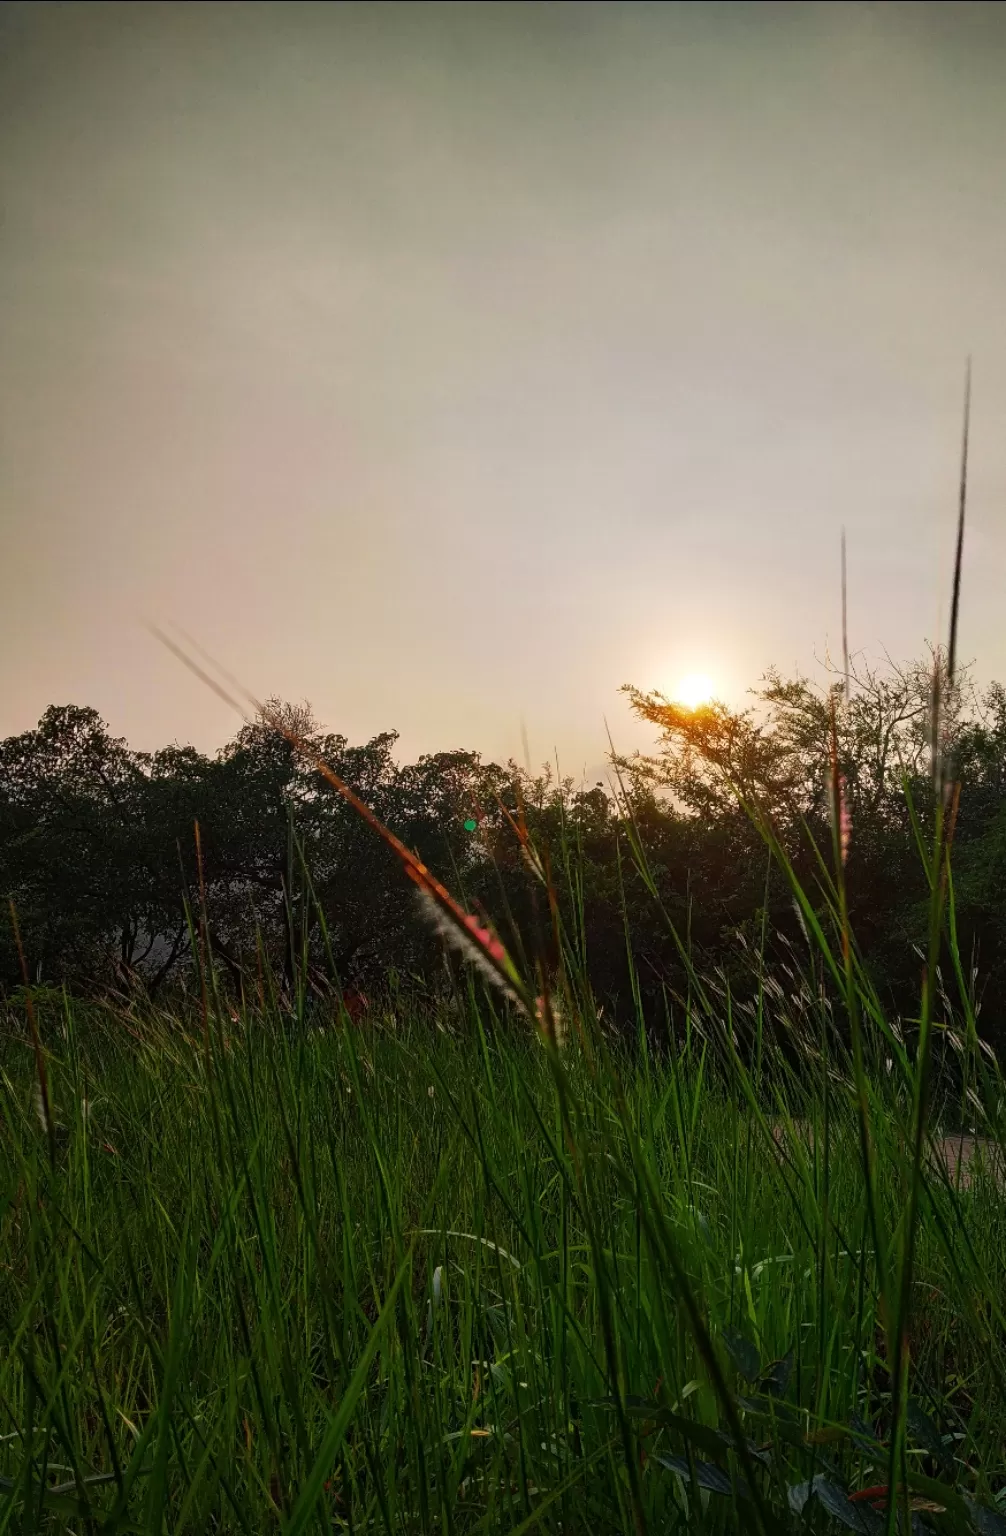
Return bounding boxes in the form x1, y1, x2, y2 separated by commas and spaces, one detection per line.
6, 650, 1006, 1044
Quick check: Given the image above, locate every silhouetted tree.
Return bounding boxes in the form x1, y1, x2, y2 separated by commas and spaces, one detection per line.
5, 652, 1006, 1044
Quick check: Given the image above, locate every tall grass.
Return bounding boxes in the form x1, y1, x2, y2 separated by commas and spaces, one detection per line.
2, 867, 1006, 1535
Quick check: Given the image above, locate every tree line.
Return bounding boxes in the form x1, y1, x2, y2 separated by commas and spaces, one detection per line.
3, 651, 1006, 1041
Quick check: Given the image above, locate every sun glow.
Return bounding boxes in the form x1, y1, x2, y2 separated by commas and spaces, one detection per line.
674, 673, 715, 710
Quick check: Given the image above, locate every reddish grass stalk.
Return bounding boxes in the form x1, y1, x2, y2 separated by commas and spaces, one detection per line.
151, 627, 533, 1015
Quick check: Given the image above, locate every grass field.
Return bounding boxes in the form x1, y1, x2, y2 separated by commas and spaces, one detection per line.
3, 943, 1006, 1534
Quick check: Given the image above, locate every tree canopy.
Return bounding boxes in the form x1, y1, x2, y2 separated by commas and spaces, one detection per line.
4, 653, 1006, 1042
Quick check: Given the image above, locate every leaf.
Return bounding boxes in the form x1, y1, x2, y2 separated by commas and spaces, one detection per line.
906, 1399, 952, 1473
805, 1426, 855, 1446
590, 1397, 725, 1456
655, 1454, 748, 1499
966, 1495, 1006, 1536
760, 1348, 793, 1399
902, 1473, 975, 1534
817, 1479, 883, 1533
590, 1398, 770, 1465
848, 1415, 885, 1455
737, 1393, 803, 1432
727, 1436, 772, 1468
721, 1327, 762, 1383
789, 1479, 814, 1515
850, 1486, 950, 1515
842, 1476, 975, 1536
789, 1475, 882, 1533
627, 1404, 727, 1461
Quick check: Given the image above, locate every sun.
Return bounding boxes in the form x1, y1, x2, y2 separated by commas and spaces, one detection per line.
674, 672, 715, 710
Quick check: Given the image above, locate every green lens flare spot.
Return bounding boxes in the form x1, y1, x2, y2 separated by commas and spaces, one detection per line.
463, 819, 477, 832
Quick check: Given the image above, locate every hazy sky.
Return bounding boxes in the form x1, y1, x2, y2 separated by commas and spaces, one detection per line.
2, 2, 1005, 775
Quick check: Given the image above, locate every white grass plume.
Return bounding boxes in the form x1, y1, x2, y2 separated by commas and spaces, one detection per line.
414, 888, 524, 1009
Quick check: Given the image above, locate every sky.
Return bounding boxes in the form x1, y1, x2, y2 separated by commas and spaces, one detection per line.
2, 1, 1006, 778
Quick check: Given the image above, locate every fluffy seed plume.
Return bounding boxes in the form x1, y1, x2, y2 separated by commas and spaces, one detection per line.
414, 887, 525, 1009
836, 772, 852, 866
828, 697, 851, 866
520, 843, 548, 885
535, 995, 567, 1050
33, 1081, 52, 1136
150, 627, 536, 1016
